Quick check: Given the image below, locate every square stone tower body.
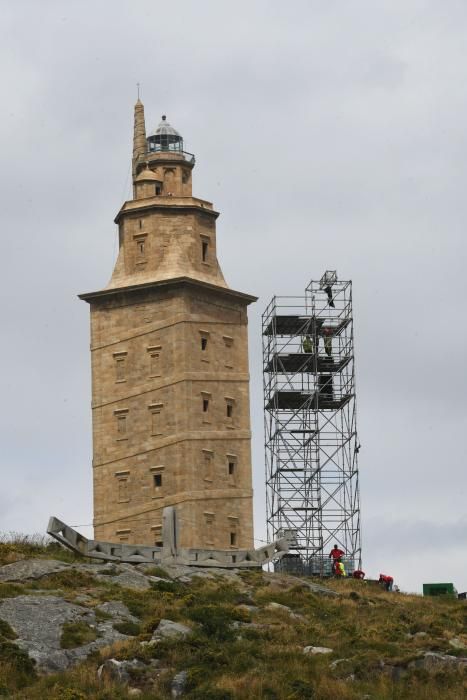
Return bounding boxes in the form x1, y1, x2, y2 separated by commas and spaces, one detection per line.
80, 102, 256, 551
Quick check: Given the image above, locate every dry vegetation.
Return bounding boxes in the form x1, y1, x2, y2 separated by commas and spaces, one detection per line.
0, 536, 466, 699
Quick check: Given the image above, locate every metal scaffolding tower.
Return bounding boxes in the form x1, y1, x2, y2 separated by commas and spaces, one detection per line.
263, 271, 362, 576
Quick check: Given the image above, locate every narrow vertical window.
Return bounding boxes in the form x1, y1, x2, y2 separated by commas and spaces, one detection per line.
201, 239, 209, 262
115, 470, 130, 503
116, 358, 125, 381
202, 449, 214, 483
118, 479, 128, 501
113, 351, 127, 383
227, 455, 237, 486
114, 409, 129, 440
199, 330, 210, 361
228, 516, 239, 548
134, 234, 147, 263
223, 336, 234, 368
147, 345, 162, 377
148, 403, 163, 436
150, 466, 164, 498
204, 512, 215, 545
201, 392, 212, 423
225, 397, 235, 425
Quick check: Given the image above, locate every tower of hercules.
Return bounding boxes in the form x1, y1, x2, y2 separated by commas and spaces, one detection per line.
79, 100, 256, 551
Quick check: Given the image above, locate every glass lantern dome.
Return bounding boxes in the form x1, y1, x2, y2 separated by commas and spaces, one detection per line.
147, 115, 184, 153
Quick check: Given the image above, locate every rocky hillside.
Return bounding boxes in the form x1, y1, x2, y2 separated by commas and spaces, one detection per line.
0, 538, 466, 699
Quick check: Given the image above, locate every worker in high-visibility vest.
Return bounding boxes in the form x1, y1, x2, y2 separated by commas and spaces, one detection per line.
322, 328, 333, 358
302, 335, 314, 353
335, 559, 346, 577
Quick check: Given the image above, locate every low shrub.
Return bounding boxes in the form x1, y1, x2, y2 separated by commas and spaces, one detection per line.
60, 622, 98, 649
27, 569, 96, 591
150, 579, 179, 593
0, 582, 25, 599
0, 620, 16, 641
186, 604, 236, 641
94, 608, 112, 621
0, 639, 36, 686
112, 621, 141, 636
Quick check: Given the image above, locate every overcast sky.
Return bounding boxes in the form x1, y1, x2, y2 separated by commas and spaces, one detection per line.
1, 0, 466, 593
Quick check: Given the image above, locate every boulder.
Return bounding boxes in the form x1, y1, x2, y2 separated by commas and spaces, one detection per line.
96, 601, 138, 622
97, 657, 146, 684
104, 570, 152, 591
265, 601, 305, 621
0, 559, 69, 582
265, 601, 292, 613
151, 619, 191, 641
303, 645, 333, 655
449, 638, 467, 650
408, 652, 467, 671
171, 669, 188, 698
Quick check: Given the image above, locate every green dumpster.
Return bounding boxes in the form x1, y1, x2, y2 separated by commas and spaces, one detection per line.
423, 582, 457, 597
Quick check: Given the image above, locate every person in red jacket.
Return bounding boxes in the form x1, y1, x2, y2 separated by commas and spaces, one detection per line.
379, 574, 394, 591
352, 569, 365, 580
329, 544, 345, 574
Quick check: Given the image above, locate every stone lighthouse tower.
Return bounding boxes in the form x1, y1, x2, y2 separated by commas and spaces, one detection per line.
79, 100, 256, 551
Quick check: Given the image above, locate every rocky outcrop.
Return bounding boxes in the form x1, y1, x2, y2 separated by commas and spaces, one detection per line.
0, 595, 129, 672
0, 559, 69, 581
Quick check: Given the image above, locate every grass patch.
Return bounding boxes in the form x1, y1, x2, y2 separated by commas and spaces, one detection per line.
150, 579, 180, 593
0, 533, 80, 565
97, 565, 119, 576
112, 621, 141, 636
93, 608, 112, 621
60, 622, 98, 649
0, 620, 16, 641
185, 604, 237, 641
0, 640, 36, 688
144, 565, 170, 578
0, 582, 24, 599
26, 569, 96, 591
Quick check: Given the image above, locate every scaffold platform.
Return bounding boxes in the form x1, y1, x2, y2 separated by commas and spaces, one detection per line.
265, 353, 351, 373
265, 390, 352, 411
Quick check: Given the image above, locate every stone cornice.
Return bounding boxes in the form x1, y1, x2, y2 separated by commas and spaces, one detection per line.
79, 276, 257, 306
114, 195, 219, 224
91, 372, 251, 409
93, 430, 252, 468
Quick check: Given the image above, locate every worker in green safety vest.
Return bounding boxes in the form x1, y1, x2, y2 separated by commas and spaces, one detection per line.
302, 335, 314, 353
